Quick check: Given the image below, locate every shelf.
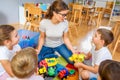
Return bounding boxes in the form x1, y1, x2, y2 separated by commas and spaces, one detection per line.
113, 12, 120, 13
115, 4, 120, 6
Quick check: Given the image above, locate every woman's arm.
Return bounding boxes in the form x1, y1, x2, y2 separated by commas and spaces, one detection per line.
37, 31, 45, 53
0, 60, 14, 77
63, 32, 75, 54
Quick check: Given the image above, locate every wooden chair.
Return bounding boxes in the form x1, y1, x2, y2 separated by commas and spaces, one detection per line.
112, 21, 120, 56
24, 3, 42, 32
104, 1, 114, 18
67, 2, 73, 21
88, 7, 105, 28
69, 4, 83, 38
70, 4, 83, 24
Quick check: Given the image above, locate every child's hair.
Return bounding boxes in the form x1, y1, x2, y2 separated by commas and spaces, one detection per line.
0, 25, 15, 45
99, 60, 120, 80
97, 28, 114, 46
45, 0, 69, 19
11, 47, 37, 78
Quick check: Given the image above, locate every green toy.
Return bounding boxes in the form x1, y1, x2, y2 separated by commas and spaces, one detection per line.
48, 67, 55, 76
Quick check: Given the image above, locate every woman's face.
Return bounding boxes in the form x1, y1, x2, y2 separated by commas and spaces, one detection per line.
54, 10, 69, 22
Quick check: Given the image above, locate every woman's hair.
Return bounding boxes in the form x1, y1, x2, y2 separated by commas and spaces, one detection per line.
97, 28, 114, 46
11, 47, 38, 78
99, 60, 120, 80
0, 25, 15, 45
45, 0, 69, 19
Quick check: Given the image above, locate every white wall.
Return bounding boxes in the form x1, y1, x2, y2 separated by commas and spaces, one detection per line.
0, 0, 19, 24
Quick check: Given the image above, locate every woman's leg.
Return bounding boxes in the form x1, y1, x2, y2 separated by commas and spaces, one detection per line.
55, 44, 73, 64
38, 46, 58, 62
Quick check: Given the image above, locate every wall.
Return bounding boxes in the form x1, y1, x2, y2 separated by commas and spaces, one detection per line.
0, 0, 19, 24
0, 0, 70, 25
19, 0, 70, 24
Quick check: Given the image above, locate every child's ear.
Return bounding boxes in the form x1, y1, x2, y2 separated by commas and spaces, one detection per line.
4, 39, 11, 46
101, 40, 105, 46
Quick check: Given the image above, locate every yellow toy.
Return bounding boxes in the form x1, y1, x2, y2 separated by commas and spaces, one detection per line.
38, 66, 47, 74
45, 58, 57, 67
69, 54, 85, 62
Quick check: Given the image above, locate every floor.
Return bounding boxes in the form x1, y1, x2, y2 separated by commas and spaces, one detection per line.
13, 17, 120, 62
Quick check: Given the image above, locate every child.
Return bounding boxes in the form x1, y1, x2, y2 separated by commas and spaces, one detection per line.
0, 25, 21, 79
74, 28, 114, 79
7, 47, 44, 80
98, 60, 120, 80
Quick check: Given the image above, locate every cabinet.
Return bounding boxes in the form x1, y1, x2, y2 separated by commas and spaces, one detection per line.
110, 0, 120, 20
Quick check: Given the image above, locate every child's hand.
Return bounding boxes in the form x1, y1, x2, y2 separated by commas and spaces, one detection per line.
74, 62, 84, 68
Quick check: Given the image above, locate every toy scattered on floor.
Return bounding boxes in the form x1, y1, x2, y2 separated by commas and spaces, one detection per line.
45, 58, 57, 67
39, 60, 48, 68
69, 53, 86, 62
69, 69, 75, 75
38, 58, 58, 77
55, 64, 69, 79
47, 67, 56, 76
58, 69, 69, 79
38, 66, 47, 75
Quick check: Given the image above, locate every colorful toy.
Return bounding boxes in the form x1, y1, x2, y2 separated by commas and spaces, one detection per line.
38, 66, 47, 74
55, 64, 69, 79
39, 60, 47, 68
66, 63, 78, 71
69, 53, 85, 62
47, 67, 56, 76
69, 69, 75, 75
45, 58, 57, 67
58, 69, 69, 79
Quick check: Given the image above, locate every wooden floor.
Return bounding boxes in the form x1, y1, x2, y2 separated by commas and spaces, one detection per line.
13, 17, 120, 61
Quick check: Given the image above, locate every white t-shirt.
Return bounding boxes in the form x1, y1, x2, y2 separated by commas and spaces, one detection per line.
0, 44, 21, 76
6, 74, 44, 80
39, 19, 68, 48
90, 46, 112, 66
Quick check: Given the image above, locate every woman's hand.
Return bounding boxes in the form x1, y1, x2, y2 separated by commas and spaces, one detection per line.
35, 49, 40, 54
72, 49, 80, 54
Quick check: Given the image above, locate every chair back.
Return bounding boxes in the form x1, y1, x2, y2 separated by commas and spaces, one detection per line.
71, 4, 83, 23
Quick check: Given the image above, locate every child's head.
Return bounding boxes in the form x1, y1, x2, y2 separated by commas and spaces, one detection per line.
92, 28, 114, 47
11, 47, 37, 78
0, 25, 19, 46
98, 60, 120, 80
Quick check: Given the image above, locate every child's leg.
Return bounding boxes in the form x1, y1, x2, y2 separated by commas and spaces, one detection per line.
80, 70, 97, 80
81, 70, 89, 80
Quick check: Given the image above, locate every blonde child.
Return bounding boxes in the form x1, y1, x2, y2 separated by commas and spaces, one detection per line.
0, 25, 21, 79
7, 47, 44, 80
74, 28, 114, 80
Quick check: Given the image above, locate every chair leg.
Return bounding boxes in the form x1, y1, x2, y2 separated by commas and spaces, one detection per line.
112, 36, 120, 56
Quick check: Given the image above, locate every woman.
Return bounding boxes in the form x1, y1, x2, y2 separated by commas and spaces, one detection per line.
37, 0, 76, 64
